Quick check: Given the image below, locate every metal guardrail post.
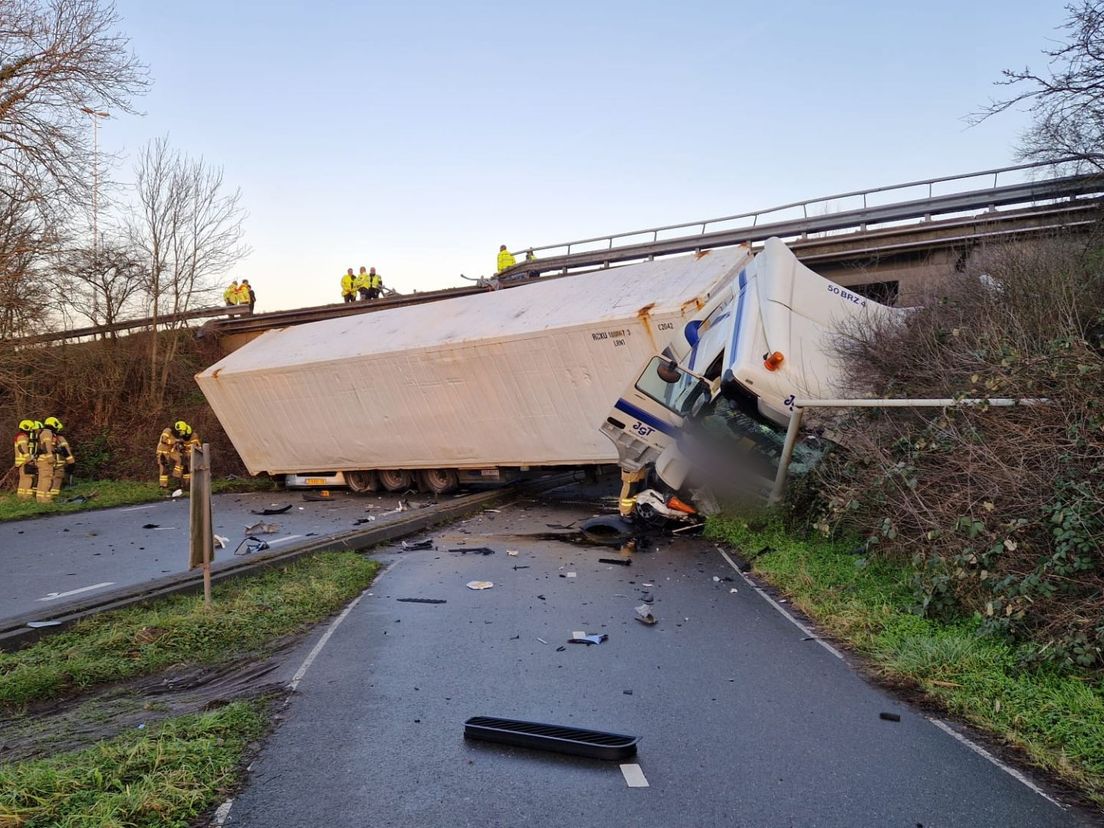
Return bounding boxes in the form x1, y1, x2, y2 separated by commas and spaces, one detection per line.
769, 407, 805, 504
188, 443, 214, 607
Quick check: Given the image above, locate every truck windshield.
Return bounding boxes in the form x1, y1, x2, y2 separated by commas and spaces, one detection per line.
634, 356, 709, 418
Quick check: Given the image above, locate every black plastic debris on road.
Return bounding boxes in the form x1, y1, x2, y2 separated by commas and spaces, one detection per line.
598, 557, 631, 567
251, 504, 293, 515
449, 547, 495, 555
401, 539, 433, 550
396, 598, 447, 604
141, 523, 158, 529
463, 716, 637, 760
568, 633, 608, 645
879, 712, 902, 722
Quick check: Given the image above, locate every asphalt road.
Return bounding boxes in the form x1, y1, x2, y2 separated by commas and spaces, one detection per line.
0, 490, 412, 622
225, 488, 1091, 828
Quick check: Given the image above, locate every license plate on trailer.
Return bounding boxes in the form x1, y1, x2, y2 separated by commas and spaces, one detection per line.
305, 478, 326, 485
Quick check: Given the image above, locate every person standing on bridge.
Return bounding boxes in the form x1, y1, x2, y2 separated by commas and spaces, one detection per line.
224, 280, 240, 305
355, 266, 370, 300
341, 268, 356, 303
496, 244, 516, 274
12, 419, 37, 501
367, 266, 383, 299
240, 279, 256, 313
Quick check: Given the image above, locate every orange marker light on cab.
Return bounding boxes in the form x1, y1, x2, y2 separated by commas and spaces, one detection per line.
763, 351, 785, 372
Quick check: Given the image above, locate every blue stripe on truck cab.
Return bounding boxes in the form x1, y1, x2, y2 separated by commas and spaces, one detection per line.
613, 399, 679, 436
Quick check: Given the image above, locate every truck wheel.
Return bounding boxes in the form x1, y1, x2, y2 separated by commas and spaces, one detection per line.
418, 468, 459, 495
378, 469, 413, 492
346, 470, 379, 494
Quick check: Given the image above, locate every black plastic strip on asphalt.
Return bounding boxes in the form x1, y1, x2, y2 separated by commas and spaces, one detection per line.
0, 474, 579, 651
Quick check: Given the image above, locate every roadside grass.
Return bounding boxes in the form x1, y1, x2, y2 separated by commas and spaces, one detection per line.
0, 476, 277, 522
0, 552, 379, 708
706, 516, 1104, 809
0, 699, 267, 828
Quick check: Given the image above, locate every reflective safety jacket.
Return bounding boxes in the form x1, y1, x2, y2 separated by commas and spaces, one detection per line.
13, 429, 34, 467
224, 284, 239, 304
236, 284, 252, 304
36, 426, 56, 463
525, 250, 536, 262
341, 273, 355, 295
497, 249, 516, 273
55, 434, 76, 469
157, 427, 180, 457
370, 272, 382, 289
354, 271, 368, 291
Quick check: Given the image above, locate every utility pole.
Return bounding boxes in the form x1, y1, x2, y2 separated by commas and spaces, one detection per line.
80, 107, 109, 258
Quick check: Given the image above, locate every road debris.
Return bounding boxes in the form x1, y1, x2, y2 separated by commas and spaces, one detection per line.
233, 537, 270, 556
251, 504, 292, 515
141, 524, 159, 529
568, 633, 608, 645
450, 547, 495, 555
879, 712, 901, 722
555, 646, 566, 652
302, 491, 334, 502
537, 638, 548, 645
354, 517, 377, 525
401, 539, 433, 550
507, 549, 519, 556
537, 594, 546, 600
397, 598, 447, 604
466, 581, 494, 590
214, 534, 229, 549
26, 620, 62, 628
512, 565, 530, 570
634, 605, 657, 625
463, 716, 638, 760
171, 489, 183, 498
599, 558, 631, 567
65, 493, 97, 504
244, 521, 280, 535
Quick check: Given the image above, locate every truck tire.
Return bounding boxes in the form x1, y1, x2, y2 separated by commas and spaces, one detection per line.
378, 469, 414, 492
346, 470, 379, 494
417, 468, 459, 495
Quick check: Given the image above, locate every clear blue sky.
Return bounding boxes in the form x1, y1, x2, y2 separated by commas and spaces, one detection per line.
107, 0, 1065, 312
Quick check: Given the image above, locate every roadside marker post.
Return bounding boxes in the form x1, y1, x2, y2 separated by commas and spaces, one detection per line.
188, 443, 215, 608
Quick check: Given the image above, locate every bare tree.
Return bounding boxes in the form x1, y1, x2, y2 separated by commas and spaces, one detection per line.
55, 234, 147, 335
0, 187, 50, 338
973, 2, 1104, 169
0, 0, 147, 203
131, 136, 249, 405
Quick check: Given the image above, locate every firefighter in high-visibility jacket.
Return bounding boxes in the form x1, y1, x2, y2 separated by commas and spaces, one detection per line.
497, 244, 516, 274
367, 267, 383, 299
35, 419, 58, 503
13, 419, 37, 500
44, 416, 75, 497
157, 420, 200, 492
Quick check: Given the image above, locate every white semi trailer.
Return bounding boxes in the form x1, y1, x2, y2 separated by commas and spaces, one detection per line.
195, 246, 754, 494
601, 237, 904, 515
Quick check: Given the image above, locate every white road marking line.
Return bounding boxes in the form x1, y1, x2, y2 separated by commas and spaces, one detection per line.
287, 559, 400, 692
120, 504, 159, 512
38, 582, 114, 601
714, 546, 843, 660
620, 763, 649, 787
212, 798, 234, 825
928, 718, 1063, 808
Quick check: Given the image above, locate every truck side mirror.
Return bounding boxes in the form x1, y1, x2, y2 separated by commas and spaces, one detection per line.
657, 360, 681, 384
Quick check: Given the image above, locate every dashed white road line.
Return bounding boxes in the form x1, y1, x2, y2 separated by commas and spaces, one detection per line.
212, 798, 234, 825
714, 545, 1065, 810
928, 718, 1063, 808
620, 763, 649, 788
714, 545, 843, 659
38, 581, 114, 601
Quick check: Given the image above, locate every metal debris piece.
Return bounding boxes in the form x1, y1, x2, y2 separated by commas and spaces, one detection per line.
466, 580, 494, 590
555, 646, 566, 652
397, 598, 447, 604
233, 536, 270, 556
214, 534, 229, 549
598, 558, 631, 567
401, 539, 433, 550
512, 565, 530, 570
507, 550, 519, 557
354, 517, 377, 525
537, 638, 548, 644
251, 504, 292, 515
568, 633, 608, 645
450, 547, 495, 555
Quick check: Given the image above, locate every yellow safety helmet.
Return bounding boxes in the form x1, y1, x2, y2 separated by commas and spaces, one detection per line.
33, 420, 43, 430
18, 418, 34, 431
44, 416, 63, 431
174, 420, 192, 436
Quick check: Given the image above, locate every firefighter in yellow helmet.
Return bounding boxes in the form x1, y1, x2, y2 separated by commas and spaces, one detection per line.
13, 419, 37, 500
341, 268, 356, 303
157, 420, 200, 493
496, 244, 516, 274
35, 418, 58, 502
44, 416, 75, 497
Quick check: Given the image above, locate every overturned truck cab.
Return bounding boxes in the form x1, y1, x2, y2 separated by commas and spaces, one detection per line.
600, 237, 903, 518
